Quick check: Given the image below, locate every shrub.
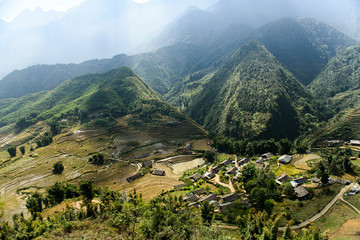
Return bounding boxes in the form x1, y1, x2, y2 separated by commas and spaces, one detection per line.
7, 146, 16, 157
19, 146, 26, 155
53, 161, 64, 174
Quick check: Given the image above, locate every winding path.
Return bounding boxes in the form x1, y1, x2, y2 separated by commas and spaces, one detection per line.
279, 184, 354, 231
212, 174, 236, 193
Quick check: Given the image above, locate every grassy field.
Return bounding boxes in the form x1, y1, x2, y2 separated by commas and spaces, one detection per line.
315, 200, 360, 239
275, 184, 343, 225
0, 116, 208, 219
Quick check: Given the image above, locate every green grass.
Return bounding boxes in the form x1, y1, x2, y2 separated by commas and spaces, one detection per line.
316, 201, 358, 232
275, 184, 343, 224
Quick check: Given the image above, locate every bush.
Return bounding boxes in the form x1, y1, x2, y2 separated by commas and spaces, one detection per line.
19, 146, 25, 155
52, 161, 64, 174
7, 146, 16, 157
88, 153, 106, 165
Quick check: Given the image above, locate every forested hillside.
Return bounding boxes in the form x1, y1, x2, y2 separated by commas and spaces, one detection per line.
311, 45, 360, 99
0, 67, 183, 128
187, 41, 325, 140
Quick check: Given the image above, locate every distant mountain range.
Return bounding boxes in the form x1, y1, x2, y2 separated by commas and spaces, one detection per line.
1, 0, 360, 141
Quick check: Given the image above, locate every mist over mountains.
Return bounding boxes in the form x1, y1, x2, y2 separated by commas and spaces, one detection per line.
0, 0, 359, 79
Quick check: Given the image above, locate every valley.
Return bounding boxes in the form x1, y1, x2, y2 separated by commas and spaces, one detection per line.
1, 0, 360, 239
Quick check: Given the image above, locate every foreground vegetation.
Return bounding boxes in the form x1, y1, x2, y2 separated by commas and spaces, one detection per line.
0, 181, 328, 240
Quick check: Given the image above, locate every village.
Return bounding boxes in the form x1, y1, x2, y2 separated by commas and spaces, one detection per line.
124, 143, 360, 224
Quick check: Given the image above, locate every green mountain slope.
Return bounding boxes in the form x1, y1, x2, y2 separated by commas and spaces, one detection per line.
187, 41, 324, 140
310, 45, 360, 99
255, 17, 358, 86
0, 67, 183, 127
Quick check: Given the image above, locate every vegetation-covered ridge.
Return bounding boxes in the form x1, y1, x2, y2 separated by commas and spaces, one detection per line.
188, 40, 326, 140
310, 45, 360, 99
0, 67, 184, 128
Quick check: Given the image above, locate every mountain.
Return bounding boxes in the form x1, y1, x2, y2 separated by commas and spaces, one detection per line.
310, 45, 360, 99
0, 67, 185, 128
254, 17, 358, 86
0, 0, 218, 78
187, 41, 324, 140
8, 8, 65, 30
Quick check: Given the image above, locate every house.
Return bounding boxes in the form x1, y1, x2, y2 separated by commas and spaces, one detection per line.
152, 169, 165, 176
336, 179, 351, 185
219, 202, 236, 212
276, 175, 290, 185
226, 167, 238, 175
212, 165, 220, 173
183, 193, 199, 202
203, 171, 215, 180
221, 193, 239, 203
209, 200, 220, 206
133, 153, 151, 159
239, 158, 250, 165
294, 177, 307, 185
290, 181, 299, 188
192, 188, 206, 195
220, 159, 232, 166
276, 175, 290, 183
278, 155, 292, 164
183, 143, 193, 154
311, 177, 320, 183
188, 173, 202, 182
261, 152, 274, 160
188, 202, 200, 208
198, 194, 218, 203
174, 183, 185, 190
143, 160, 153, 168
350, 140, 360, 146
295, 186, 309, 198
126, 172, 143, 183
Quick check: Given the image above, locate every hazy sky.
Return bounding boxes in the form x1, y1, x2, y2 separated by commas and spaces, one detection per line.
0, 0, 150, 22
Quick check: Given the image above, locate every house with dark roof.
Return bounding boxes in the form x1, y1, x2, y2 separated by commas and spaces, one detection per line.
188, 173, 202, 182
276, 175, 290, 185
203, 171, 215, 180
212, 165, 220, 173
126, 172, 143, 183
219, 202, 236, 212
294, 177, 307, 185
198, 194, 218, 203
261, 152, 274, 160
226, 167, 238, 175
183, 193, 199, 202
278, 155, 292, 164
221, 193, 239, 203
192, 188, 206, 195
312, 177, 320, 183
143, 160, 153, 168
174, 183, 185, 190
239, 158, 250, 165
220, 159, 232, 166
295, 186, 309, 199
276, 175, 290, 183
152, 169, 165, 176
188, 202, 200, 208
336, 179, 351, 185
133, 153, 151, 159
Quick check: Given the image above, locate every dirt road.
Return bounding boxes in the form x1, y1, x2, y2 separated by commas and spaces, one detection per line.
279, 184, 353, 231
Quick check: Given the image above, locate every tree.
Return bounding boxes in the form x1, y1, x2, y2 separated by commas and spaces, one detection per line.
19, 146, 25, 155
47, 182, 65, 204
26, 192, 43, 216
283, 182, 296, 200
200, 201, 214, 226
321, 172, 329, 185
79, 180, 95, 199
202, 151, 216, 163
7, 146, 16, 157
52, 161, 64, 174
